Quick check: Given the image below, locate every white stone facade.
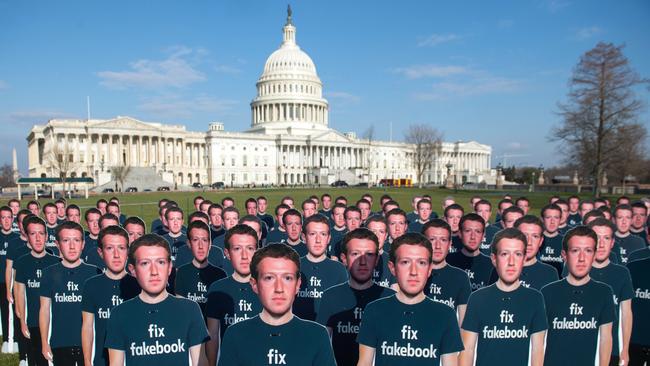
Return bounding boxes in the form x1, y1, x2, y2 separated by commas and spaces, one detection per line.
27, 118, 208, 187
26, 11, 492, 188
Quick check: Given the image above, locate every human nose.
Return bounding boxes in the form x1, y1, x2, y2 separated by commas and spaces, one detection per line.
274, 277, 284, 292
359, 253, 367, 266
410, 261, 417, 275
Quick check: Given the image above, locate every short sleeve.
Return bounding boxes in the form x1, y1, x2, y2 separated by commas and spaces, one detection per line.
206, 288, 226, 320
440, 310, 464, 355
39, 268, 53, 298
598, 286, 616, 326
457, 275, 472, 306
187, 301, 210, 346
530, 292, 548, 333
356, 302, 378, 347
6, 242, 17, 261
104, 306, 126, 351
81, 278, 95, 313
14, 260, 25, 284
313, 326, 337, 366
619, 268, 634, 302
460, 293, 480, 332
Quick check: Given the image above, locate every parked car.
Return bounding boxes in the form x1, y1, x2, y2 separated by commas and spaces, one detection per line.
157, 186, 170, 191
331, 180, 349, 187
211, 182, 225, 189
102, 188, 114, 193
192, 182, 203, 189
125, 187, 138, 192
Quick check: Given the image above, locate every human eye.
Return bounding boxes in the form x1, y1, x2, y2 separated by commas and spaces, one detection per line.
138, 259, 151, 267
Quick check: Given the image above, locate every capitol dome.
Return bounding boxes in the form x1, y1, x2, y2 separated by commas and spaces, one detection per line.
250, 6, 329, 133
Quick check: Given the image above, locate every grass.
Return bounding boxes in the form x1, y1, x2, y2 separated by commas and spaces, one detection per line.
0, 336, 19, 365
1, 186, 643, 229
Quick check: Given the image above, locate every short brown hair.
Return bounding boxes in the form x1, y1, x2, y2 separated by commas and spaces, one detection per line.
389, 232, 432, 264
250, 243, 300, 280
128, 233, 171, 264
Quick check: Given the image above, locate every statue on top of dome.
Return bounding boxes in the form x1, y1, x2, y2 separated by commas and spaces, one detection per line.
286, 4, 293, 25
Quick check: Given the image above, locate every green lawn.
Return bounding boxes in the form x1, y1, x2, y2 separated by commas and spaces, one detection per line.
1, 186, 640, 229
0, 336, 19, 365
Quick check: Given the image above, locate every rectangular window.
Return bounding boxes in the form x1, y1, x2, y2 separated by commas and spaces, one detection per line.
231, 158, 235, 167
243, 156, 247, 167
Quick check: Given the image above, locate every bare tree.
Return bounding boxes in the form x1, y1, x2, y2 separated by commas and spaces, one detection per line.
551, 42, 648, 196
0, 164, 14, 188
44, 143, 80, 194
405, 124, 443, 188
111, 165, 131, 192
610, 124, 647, 185
362, 125, 375, 186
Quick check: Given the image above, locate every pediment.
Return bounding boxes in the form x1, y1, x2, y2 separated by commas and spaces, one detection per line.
91, 117, 159, 131
460, 140, 490, 150
309, 129, 354, 143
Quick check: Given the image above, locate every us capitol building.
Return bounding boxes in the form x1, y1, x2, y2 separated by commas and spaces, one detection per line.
26, 10, 492, 189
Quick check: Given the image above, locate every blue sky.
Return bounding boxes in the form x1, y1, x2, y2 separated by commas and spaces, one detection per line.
1, 0, 649, 174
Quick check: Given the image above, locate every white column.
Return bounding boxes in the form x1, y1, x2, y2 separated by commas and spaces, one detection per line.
171, 138, 175, 166
95, 135, 101, 168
